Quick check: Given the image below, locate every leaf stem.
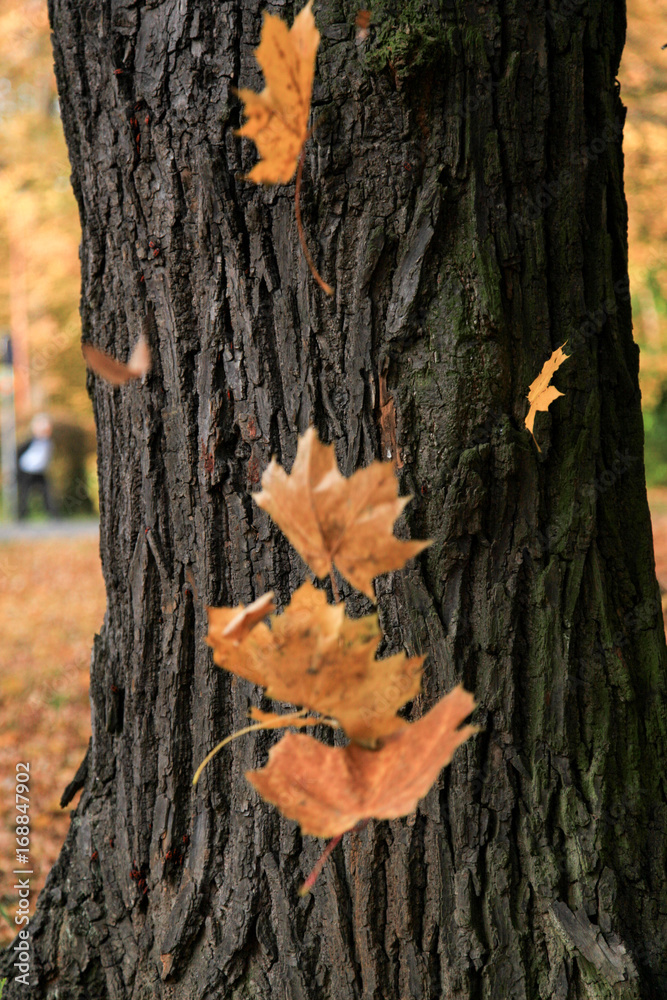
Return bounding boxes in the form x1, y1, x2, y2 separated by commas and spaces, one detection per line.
298, 833, 343, 896
295, 142, 333, 296
193, 711, 341, 786
329, 571, 341, 603
298, 819, 369, 896
193, 710, 306, 786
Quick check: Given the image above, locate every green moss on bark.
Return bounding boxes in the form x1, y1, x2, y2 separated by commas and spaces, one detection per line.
364, 0, 457, 80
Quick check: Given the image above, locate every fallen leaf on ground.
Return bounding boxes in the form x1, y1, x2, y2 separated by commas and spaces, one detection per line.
236, 0, 319, 184
254, 428, 430, 599
82, 335, 151, 385
247, 684, 478, 837
525, 344, 570, 451
208, 581, 423, 745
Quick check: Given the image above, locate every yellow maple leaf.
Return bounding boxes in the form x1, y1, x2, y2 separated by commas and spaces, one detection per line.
525, 344, 570, 451
236, 0, 319, 185
254, 428, 431, 600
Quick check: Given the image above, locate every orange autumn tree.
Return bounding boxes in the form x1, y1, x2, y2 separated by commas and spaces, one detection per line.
195, 428, 478, 891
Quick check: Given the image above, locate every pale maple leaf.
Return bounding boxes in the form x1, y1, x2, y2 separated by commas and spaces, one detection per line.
253, 428, 430, 600
207, 581, 423, 746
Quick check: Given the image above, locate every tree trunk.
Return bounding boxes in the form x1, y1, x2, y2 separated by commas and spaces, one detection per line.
4, 0, 667, 997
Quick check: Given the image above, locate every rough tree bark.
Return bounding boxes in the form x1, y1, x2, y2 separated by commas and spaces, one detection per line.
3, 0, 667, 997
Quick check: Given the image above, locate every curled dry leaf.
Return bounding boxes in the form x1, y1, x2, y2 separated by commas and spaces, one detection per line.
82, 335, 151, 386
220, 591, 276, 643
207, 581, 423, 745
236, 0, 319, 184
254, 428, 430, 600
247, 684, 478, 838
206, 591, 276, 686
525, 344, 570, 451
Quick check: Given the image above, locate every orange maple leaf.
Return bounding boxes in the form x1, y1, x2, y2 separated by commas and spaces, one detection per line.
236, 0, 319, 185
254, 428, 430, 600
207, 581, 423, 745
247, 684, 478, 838
525, 344, 570, 451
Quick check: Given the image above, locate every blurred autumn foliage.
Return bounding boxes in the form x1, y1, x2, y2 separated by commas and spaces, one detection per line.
622, 0, 667, 482
0, 535, 105, 946
0, 0, 95, 512
624, 0, 667, 392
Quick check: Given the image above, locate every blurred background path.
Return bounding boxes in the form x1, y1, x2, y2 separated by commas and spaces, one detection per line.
0, 519, 98, 541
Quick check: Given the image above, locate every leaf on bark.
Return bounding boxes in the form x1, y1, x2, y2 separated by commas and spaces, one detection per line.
207, 581, 423, 745
82, 335, 151, 385
253, 428, 430, 599
525, 344, 570, 451
236, 0, 319, 184
218, 591, 276, 643
246, 684, 478, 837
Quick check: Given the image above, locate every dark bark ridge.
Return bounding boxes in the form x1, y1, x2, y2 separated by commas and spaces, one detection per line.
3, 0, 666, 998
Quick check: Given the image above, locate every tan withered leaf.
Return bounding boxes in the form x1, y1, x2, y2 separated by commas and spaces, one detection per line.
247, 685, 478, 838
254, 428, 430, 600
236, 1, 319, 184
525, 344, 570, 451
207, 581, 423, 745
82, 335, 151, 386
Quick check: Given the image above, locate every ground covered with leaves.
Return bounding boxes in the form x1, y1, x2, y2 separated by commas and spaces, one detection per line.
0, 535, 105, 947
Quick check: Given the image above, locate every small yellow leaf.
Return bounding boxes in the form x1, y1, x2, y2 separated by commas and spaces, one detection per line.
525, 344, 570, 451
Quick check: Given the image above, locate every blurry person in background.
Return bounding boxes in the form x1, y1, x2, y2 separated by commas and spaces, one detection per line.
17, 413, 56, 519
